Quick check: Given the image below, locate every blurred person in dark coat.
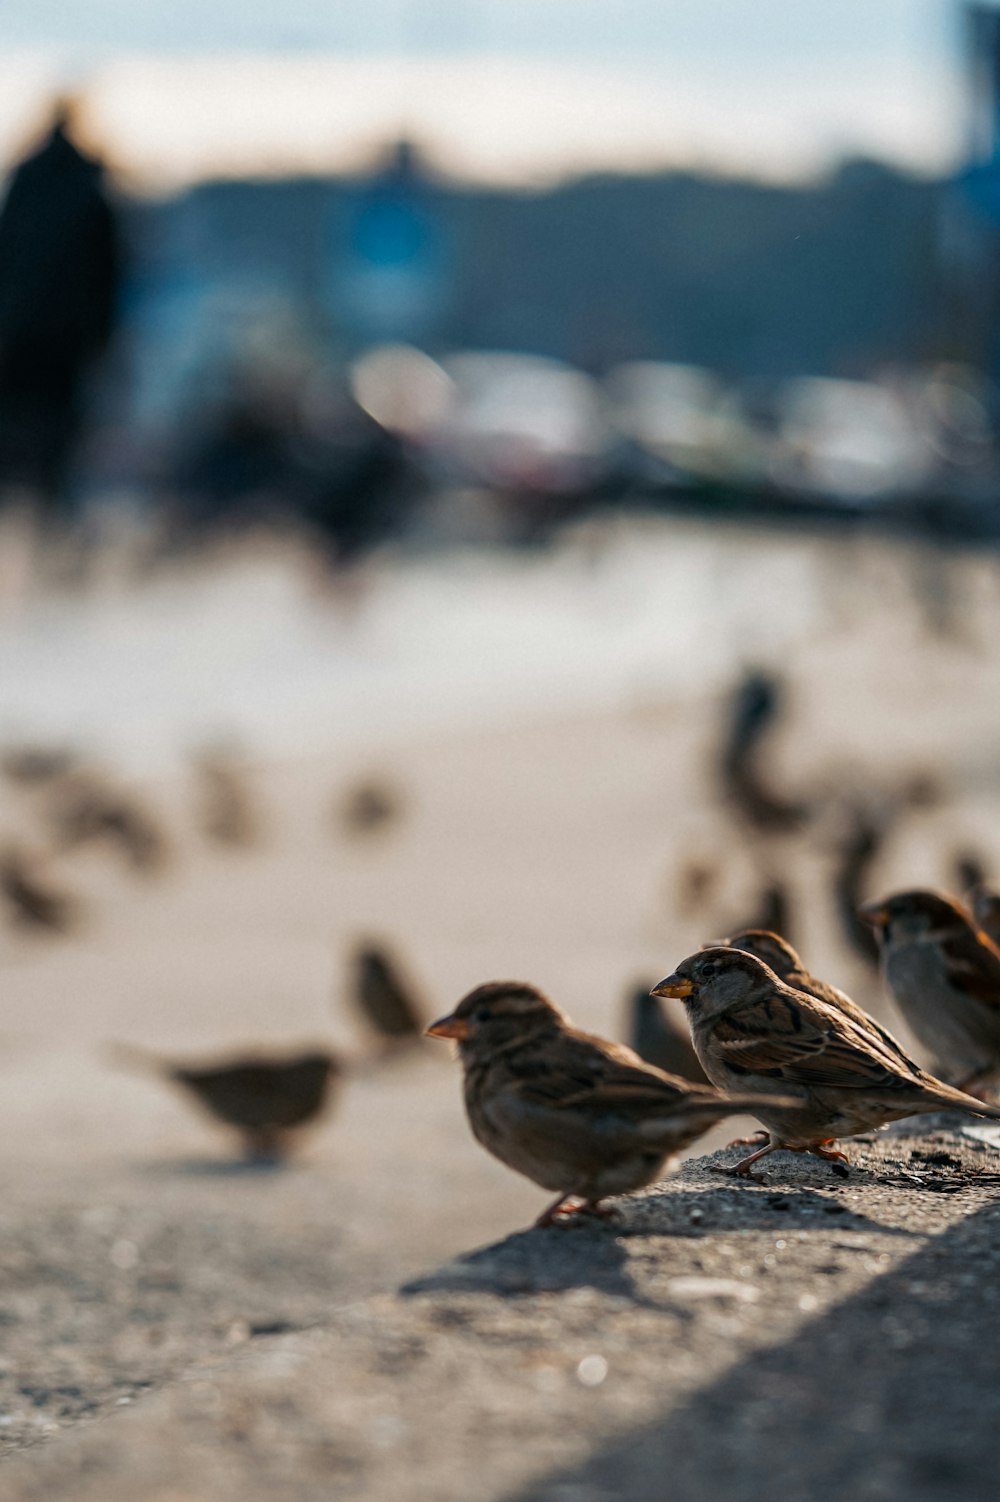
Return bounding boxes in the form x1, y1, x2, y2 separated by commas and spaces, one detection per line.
0, 97, 123, 520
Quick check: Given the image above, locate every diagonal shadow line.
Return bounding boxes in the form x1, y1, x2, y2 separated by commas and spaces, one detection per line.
499, 1195, 1000, 1502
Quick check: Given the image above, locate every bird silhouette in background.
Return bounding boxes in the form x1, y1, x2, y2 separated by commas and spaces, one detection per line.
0, 743, 79, 786
192, 747, 259, 848
0, 843, 79, 932
831, 800, 886, 968
349, 941, 426, 1051
717, 668, 810, 834
337, 779, 404, 838
111, 1045, 343, 1162
625, 982, 708, 1084
953, 850, 989, 897
46, 773, 169, 873
969, 882, 1000, 948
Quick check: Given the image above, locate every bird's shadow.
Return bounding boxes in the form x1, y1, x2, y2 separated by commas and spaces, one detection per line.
133, 1156, 293, 1179
402, 1173, 917, 1309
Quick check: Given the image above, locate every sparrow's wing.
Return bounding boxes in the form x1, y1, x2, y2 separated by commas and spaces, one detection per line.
938, 931, 1000, 1011
709, 991, 920, 1091
507, 1029, 711, 1119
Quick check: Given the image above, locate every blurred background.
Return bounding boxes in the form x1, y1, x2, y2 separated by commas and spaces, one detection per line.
6, 2, 1000, 1445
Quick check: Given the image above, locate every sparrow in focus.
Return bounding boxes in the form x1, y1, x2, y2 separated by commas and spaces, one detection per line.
113, 1046, 342, 1162
653, 947, 1000, 1176
720, 929, 914, 1068
860, 888, 1000, 1094
625, 982, 707, 1084
426, 981, 793, 1227
350, 941, 425, 1048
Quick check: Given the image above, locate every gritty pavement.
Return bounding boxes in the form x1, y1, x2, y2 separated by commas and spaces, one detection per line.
4, 1123, 1000, 1502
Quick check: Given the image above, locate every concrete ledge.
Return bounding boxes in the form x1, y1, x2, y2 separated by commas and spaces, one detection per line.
5, 1125, 1000, 1501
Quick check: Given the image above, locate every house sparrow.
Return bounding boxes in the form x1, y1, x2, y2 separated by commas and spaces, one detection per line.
114, 1046, 342, 1161
426, 981, 794, 1227
0, 844, 79, 933
860, 888, 1000, 1094
652, 946, 1000, 1176
350, 941, 425, 1047
968, 882, 1000, 948
626, 983, 708, 1083
720, 929, 914, 1068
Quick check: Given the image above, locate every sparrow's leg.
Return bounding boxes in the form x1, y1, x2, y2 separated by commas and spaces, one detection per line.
722, 1136, 779, 1176
726, 1129, 768, 1148
576, 1199, 620, 1222
533, 1194, 578, 1228
805, 1141, 850, 1165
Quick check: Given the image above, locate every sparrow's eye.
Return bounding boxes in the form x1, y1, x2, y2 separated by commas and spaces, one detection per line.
700, 960, 718, 977
476, 1007, 493, 1022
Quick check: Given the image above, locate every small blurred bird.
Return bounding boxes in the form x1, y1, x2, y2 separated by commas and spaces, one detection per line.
720, 928, 913, 1067
861, 888, 1000, 1094
968, 882, 1000, 947
112, 1045, 342, 1162
0, 843, 79, 932
0, 743, 78, 785
718, 668, 810, 833
727, 879, 791, 943
349, 941, 426, 1049
953, 850, 989, 896
192, 748, 258, 848
654, 946, 1000, 1176
426, 980, 794, 1227
831, 801, 886, 967
625, 982, 707, 1083
47, 773, 169, 873
338, 779, 403, 838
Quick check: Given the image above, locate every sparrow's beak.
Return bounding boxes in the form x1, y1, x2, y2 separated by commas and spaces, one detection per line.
425, 1014, 471, 1041
651, 974, 695, 999
858, 901, 888, 928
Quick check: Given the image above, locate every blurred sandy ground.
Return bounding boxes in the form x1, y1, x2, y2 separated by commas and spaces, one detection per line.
0, 509, 999, 1256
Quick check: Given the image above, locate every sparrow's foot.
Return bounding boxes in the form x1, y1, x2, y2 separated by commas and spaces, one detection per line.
726, 1130, 769, 1148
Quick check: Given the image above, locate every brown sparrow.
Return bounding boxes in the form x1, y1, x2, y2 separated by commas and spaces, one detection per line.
718, 668, 810, 833
115, 1046, 342, 1161
625, 983, 707, 1084
860, 888, 1000, 1094
968, 882, 1000, 948
351, 940, 425, 1047
720, 929, 914, 1068
653, 946, 1000, 1176
426, 981, 793, 1227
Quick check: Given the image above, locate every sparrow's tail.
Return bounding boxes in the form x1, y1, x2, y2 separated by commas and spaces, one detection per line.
678, 1091, 799, 1119
927, 1082, 1000, 1120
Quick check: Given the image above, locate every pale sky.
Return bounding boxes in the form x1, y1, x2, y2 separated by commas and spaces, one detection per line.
0, 0, 979, 189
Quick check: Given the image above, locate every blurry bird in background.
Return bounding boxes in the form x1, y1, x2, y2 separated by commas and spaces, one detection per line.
625, 981, 707, 1083
861, 889, 1000, 1096
0, 842, 79, 933
46, 771, 169, 873
969, 881, 1000, 947
0, 743, 80, 786
717, 667, 810, 834
110, 1045, 342, 1162
337, 778, 404, 838
349, 940, 426, 1052
727, 877, 792, 944
830, 800, 887, 969
191, 746, 259, 848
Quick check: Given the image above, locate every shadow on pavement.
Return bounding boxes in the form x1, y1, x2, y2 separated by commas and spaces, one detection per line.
498, 1194, 1000, 1502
